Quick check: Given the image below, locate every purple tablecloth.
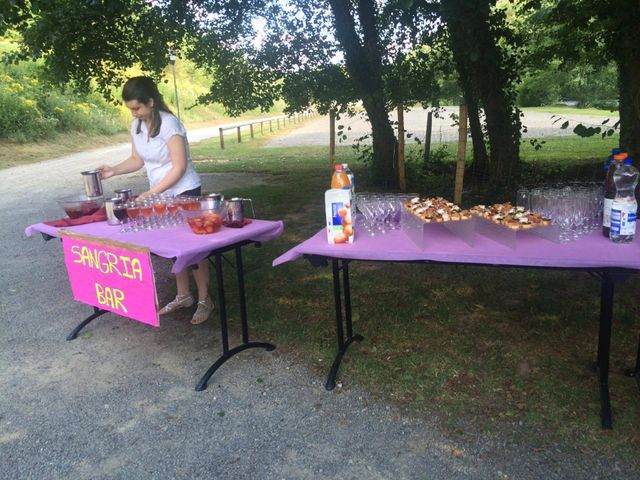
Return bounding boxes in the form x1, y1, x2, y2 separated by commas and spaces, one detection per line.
273, 227, 640, 271
26, 219, 284, 273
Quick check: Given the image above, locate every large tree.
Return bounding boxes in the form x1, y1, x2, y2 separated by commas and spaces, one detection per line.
439, 0, 521, 195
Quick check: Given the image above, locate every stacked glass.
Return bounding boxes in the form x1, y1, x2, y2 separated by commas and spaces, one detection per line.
517, 182, 603, 242
356, 193, 416, 236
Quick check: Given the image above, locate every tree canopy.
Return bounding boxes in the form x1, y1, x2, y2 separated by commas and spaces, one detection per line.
3, 0, 638, 192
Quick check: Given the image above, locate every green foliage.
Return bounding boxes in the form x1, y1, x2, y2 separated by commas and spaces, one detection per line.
0, 37, 264, 142
5, 0, 183, 100
517, 71, 562, 107
0, 65, 124, 142
281, 65, 357, 115
518, 60, 619, 109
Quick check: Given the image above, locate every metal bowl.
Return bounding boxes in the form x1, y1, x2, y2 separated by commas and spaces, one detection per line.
57, 194, 104, 219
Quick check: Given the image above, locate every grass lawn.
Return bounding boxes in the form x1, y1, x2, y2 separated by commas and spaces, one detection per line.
188, 134, 640, 465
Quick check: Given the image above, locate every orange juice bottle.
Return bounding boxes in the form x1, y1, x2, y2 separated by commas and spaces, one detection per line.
331, 164, 351, 189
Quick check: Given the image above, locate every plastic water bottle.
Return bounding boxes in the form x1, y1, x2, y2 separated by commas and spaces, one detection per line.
341, 163, 355, 192
610, 158, 639, 243
602, 152, 628, 237
341, 163, 355, 210
604, 147, 621, 174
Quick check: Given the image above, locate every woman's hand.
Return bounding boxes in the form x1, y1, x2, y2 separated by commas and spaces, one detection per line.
97, 164, 116, 180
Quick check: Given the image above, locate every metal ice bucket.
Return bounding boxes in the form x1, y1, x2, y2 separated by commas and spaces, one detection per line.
203, 192, 225, 209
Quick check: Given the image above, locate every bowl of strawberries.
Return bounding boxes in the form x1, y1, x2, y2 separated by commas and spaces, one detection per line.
181, 205, 225, 235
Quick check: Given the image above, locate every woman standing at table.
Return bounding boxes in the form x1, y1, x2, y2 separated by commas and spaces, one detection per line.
97, 76, 214, 325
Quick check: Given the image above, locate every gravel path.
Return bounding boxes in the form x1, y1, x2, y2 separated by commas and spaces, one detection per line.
0, 125, 636, 479
266, 107, 617, 147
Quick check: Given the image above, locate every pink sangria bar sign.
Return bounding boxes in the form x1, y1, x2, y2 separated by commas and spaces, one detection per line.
60, 231, 159, 327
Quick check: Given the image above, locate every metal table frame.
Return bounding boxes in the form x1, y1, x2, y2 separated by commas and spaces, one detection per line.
305, 254, 636, 430
44, 233, 275, 391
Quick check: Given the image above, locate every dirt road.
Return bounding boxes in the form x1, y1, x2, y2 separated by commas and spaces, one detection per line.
266, 107, 617, 147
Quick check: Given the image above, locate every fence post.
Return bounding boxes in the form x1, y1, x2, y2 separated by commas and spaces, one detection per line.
397, 104, 406, 192
269, 120, 272, 132
423, 111, 433, 164
454, 103, 468, 205
250, 124, 254, 139
329, 109, 336, 168
219, 127, 225, 149
260, 121, 263, 135
237, 126, 242, 143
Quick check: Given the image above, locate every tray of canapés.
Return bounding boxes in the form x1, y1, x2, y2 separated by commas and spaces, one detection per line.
469, 203, 552, 230
404, 197, 472, 222
402, 197, 475, 247
469, 202, 557, 248
402, 197, 556, 248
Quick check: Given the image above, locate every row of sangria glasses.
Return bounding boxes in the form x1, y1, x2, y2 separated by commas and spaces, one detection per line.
355, 193, 417, 236
517, 182, 603, 242
116, 194, 201, 233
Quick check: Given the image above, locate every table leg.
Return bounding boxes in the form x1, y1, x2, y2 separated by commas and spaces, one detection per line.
66, 306, 108, 340
597, 273, 614, 429
196, 250, 275, 391
325, 259, 364, 391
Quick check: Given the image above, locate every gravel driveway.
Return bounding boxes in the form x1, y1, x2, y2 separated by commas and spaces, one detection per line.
0, 126, 636, 479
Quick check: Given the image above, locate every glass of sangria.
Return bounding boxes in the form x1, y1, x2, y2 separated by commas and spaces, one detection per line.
138, 201, 154, 230
122, 202, 141, 233
152, 197, 168, 228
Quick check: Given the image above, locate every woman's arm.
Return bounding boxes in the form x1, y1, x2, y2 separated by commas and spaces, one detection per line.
139, 134, 187, 197
97, 141, 144, 179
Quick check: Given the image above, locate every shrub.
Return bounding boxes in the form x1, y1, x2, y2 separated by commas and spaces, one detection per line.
517, 73, 562, 107
0, 90, 58, 141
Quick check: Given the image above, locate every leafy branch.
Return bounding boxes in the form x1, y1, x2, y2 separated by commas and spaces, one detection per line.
550, 114, 620, 139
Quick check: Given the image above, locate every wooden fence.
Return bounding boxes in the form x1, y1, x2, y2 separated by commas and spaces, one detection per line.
218, 112, 315, 149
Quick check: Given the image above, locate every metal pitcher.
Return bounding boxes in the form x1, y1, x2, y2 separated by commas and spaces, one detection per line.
225, 197, 254, 228
114, 188, 133, 203
81, 170, 103, 198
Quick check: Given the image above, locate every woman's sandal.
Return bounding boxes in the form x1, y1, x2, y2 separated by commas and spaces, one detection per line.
191, 297, 215, 325
158, 294, 194, 315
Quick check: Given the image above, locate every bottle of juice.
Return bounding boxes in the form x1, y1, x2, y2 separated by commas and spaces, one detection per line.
602, 152, 628, 237
331, 164, 351, 190
610, 158, 638, 243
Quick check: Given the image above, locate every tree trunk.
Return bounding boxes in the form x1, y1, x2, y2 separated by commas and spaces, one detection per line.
618, 56, 640, 162
442, 0, 520, 197
465, 92, 489, 184
482, 89, 520, 195
328, 0, 397, 188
